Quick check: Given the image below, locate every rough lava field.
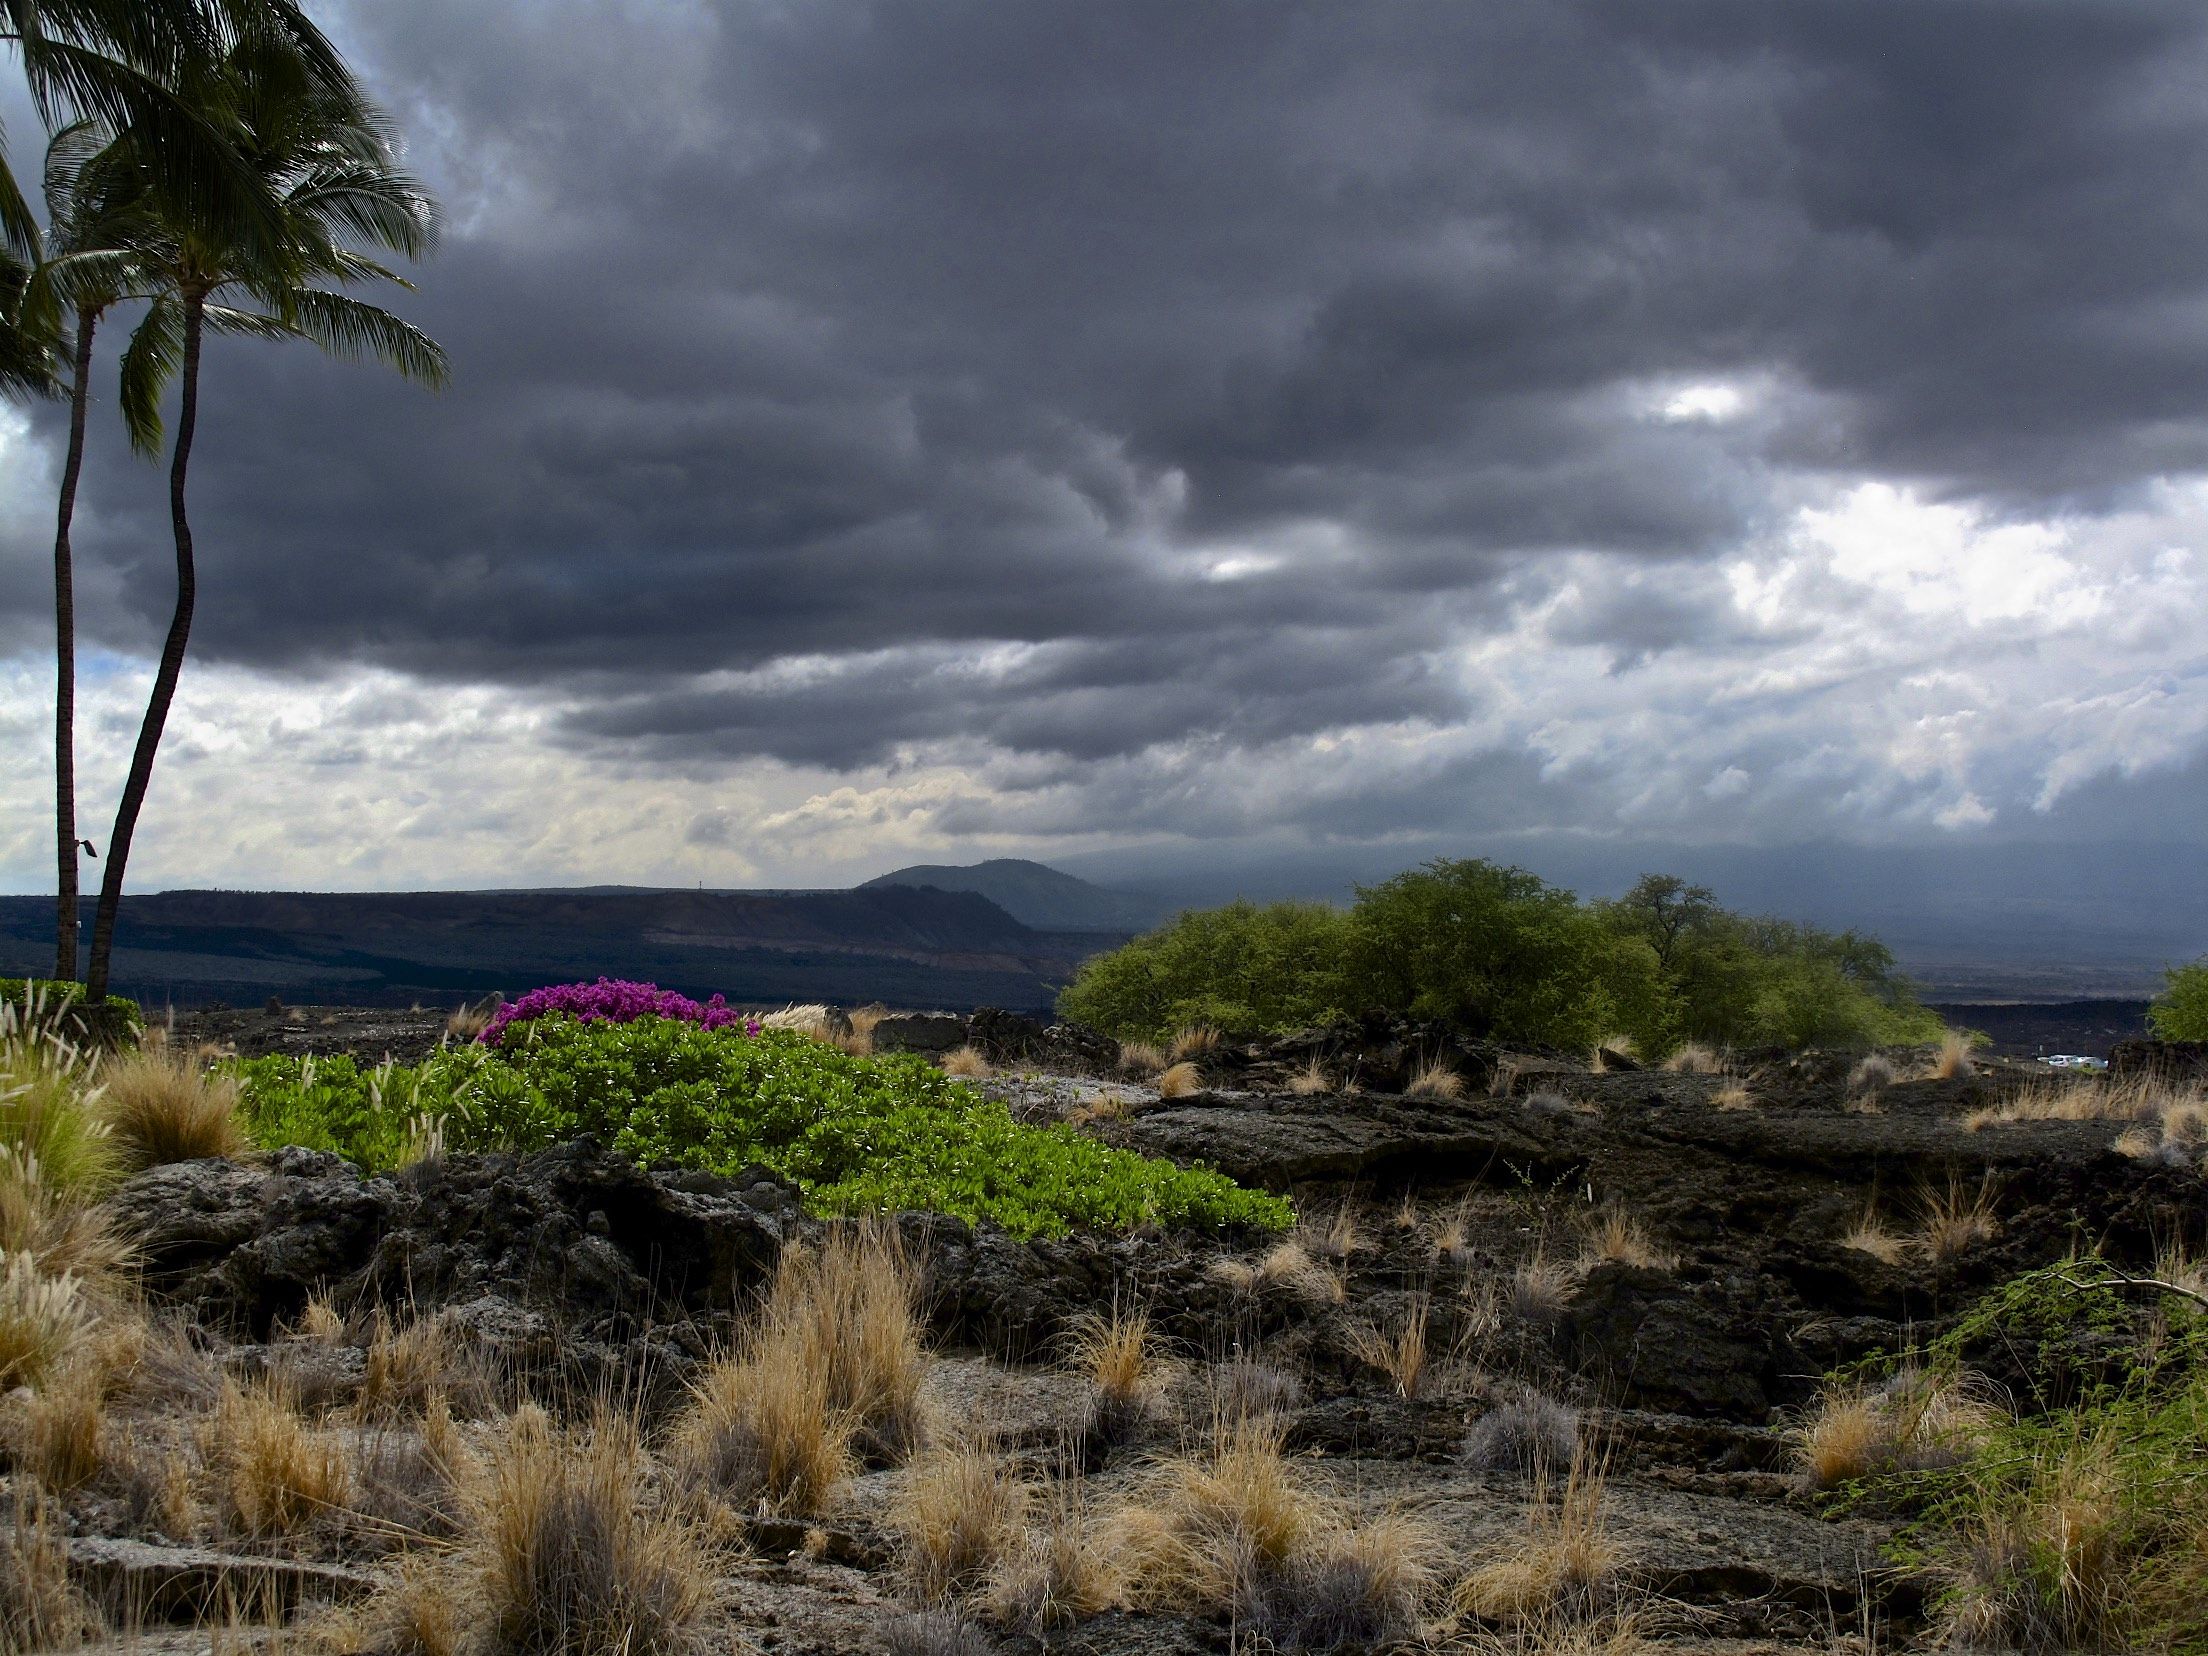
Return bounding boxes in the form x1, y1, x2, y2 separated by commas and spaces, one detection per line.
30, 1003, 2196, 1655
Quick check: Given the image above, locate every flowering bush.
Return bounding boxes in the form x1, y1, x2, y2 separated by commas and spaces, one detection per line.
477, 978, 757, 1045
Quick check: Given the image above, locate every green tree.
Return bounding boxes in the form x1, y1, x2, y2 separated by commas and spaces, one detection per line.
1599, 876, 1943, 1050
1055, 900, 1353, 1040
1343, 859, 1674, 1053
81, 39, 448, 1002
2149, 959, 2208, 1043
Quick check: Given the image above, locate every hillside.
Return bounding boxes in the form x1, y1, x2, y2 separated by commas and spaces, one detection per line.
862, 856, 1161, 932
0, 886, 1099, 1011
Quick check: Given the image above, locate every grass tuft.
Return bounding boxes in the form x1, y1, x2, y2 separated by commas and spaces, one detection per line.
1921, 1179, 2001, 1263
1661, 1043, 1723, 1075
0, 1255, 88, 1390
1155, 1061, 1203, 1099
891, 1439, 1030, 1602
96, 1046, 248, 1170
1287, 1058, 1331, 1096
1580, 1209, 1674, 1273
941, 1045, 992, 1079
1068, 1303, 1164, 1449
1406, 1062, 1466, 1101
1465, 1388, 1582, 1478
1455, 1454, 1617, 1624
1346, 1297, 1431, 1399
204, 1378, 353, 1538
465, 1406, 710, 1656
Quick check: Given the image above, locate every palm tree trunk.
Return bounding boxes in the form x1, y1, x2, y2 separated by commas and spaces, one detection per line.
51, 307, 95, 983
85, 292, 201, 1005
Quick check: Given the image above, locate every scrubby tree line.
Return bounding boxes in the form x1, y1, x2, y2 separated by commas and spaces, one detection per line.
1055, 858, 1947, 1055
2, 0, 446, 1002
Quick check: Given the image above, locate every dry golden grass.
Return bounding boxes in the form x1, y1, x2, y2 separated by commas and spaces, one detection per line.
1843, 1205, 1909, 1267
293, 1293, 346, 1344
847, 1004, 891, 1044
1432, 1200, 1474, 1267
1930, 1030, 1977, 1080
1795, 1368, 1996, 1488
1407, 1062, 1466, 1101
205, 1379, 353, 1537
1169, 1026, 1221, 1063
110, 1435, 198, 1538
1064, 1092, 1132, 1128
1510, 1250, 1579, 1323
940, 1045, 992, 1079
1117, 1040, 1167, 1077
1943, 1431, 2130, 1654
358, 1309, 483, 1418
986, 1485, 1130, 1631
444, 1002, 494, 1040
1920, 1179, 2000, 1262
1346, 1297, 1431, 1398
96, 1046, 247, 1170
668, 1228, 928, 1514
1579, 1210, 1675, 1273
1661, 1043, 1724, 1075
0, 1015, 117, 1196
1152, 1417, 1319, 1604
0, 1491, 92, 1653
1455, 1454, 1618, 1623
1287, 1058, 1331, 1096
892, 1439, 1031, 1602
1307, 1203, 1362, 1262
464, 1406, 710, 1656
1068, 1303, 1163, 1443
1711, 1084, 1755, 1112
15, 1371, 104, 1492
1207, 1239, 1343, 1306
1155, 1061, 1203, 1099
671, 1336, 854, 1517
1971, 1072, 2187, 1131
0, 1254, 88, 1390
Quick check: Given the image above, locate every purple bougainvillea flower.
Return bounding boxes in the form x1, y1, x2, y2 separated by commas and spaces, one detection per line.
478, 977, 753, 1043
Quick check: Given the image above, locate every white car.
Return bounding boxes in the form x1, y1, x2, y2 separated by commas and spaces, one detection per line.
2041, 1054, 2108, 1071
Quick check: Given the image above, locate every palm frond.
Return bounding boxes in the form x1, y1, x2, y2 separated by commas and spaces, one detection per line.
277, 287, 449, 388
119, 292, 184, 454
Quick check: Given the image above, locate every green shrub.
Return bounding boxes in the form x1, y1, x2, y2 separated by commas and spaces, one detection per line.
2149, 959, 2208, 1043
229, 1018, 1289, 1239
1598, 877, 1944, 1050
1341, 860, 1675, 1052
0, 980, 143, 1050
1054, 900, 1352, 1041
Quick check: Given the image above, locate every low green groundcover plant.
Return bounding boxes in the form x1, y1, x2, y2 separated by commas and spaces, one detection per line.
228, 1012, 1289, 1239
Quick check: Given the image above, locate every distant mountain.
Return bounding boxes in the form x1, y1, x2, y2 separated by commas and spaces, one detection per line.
0, 886, 1106, 1012
862, 859, 1162, 933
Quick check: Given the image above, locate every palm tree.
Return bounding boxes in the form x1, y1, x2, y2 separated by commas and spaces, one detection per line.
0, 1, 350, 258
81, 40, 448, 1004
24, 119, 155, 980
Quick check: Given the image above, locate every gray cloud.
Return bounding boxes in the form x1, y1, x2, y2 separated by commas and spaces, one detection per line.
6, 0, 2208, 855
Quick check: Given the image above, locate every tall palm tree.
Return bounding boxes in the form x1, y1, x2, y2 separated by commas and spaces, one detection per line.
25, 119, 155, 980
81, 39, 448, 1004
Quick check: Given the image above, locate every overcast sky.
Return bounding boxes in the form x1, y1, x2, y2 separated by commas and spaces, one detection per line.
4, 0, 2208, 906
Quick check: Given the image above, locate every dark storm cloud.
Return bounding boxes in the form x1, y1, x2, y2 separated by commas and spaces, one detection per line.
12, 0, 2208, 769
